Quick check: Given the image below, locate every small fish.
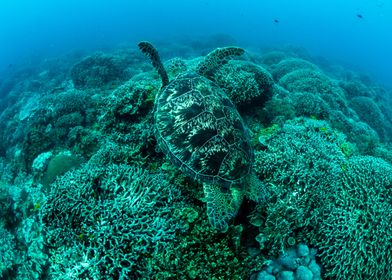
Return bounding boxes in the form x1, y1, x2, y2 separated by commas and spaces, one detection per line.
357, 14, 363, 19
274, 19, 279, 23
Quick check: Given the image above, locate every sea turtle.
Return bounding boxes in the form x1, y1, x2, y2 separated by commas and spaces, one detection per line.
138, 41, 268, 231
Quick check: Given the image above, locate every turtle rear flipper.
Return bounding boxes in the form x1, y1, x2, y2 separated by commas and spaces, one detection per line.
203, 184, 244, 232
196, 46, 245, 79
138, 41, 169, 87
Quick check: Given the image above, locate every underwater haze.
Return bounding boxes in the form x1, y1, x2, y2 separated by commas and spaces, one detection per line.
2, 0, 392, 279
0, 0, 391, 87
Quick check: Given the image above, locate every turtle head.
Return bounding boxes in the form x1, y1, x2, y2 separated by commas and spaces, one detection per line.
138, 41, 169, 88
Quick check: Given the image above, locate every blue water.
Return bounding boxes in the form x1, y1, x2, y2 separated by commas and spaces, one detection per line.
0, 0, 391, 86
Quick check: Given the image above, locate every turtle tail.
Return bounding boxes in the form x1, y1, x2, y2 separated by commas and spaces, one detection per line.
138, 41, 169, 88
196, 46, 245, 80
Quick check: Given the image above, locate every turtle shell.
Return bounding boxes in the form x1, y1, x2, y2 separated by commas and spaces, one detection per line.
154, 72, 253, 188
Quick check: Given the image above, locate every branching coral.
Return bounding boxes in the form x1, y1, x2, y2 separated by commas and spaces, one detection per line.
0, 225, 16, 278
252, 118, 349, 254
41, 163, 190, 279
308, 156, 392, 279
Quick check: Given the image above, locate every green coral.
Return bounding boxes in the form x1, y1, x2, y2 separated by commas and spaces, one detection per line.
350, 96, 391, 141
259, 50, 288, 66
288, 91, 330, 119
41, 163, 189, 279
0, 225, 16, 278
278, 69, 349, 114
70, 52, 125, 89
308, 156, 392, 279
253, 118, 348, 254
212, 60, 274, 107
100, 73, 159, 126
271, 58, 319, 81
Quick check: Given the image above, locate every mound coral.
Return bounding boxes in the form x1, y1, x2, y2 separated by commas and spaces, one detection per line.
212, 60, 274, 107
278, 69, 349, 115
70, 52, 125, 89
350, 96, 391, 141
271, 58, 319, 81
259, 50, 288, 66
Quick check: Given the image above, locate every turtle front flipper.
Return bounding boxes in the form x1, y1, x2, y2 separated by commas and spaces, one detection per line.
138, 41, 169, 88
203, 184, 244, 232
196, 46, 245, 80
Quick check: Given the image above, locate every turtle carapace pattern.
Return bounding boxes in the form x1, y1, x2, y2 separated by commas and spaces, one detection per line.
155, 72, 253, 189
138, 41, 254, 231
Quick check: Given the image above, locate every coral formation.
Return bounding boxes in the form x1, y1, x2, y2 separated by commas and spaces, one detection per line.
271, 58, 319, 81
252, 118, 348, 254
41, 163, 189, 279
70, 52, 126, 89
213, 60, 274, 107
0, 225, 16, 278
307, 156, 392, 279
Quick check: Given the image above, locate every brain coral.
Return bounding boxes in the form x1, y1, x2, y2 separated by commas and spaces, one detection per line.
308, 156, 392, 279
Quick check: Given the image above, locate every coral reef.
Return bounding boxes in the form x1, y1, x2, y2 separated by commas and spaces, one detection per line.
70, 52, 129, 89
307, 156, 392, 279
350, 96, 391, 141
0, 225, 17, 278
41, 163, 190, 279
1, 39, 392, 280
271, 58, 319, 81
252, 118, 348, 254
213, 60, 274, 107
